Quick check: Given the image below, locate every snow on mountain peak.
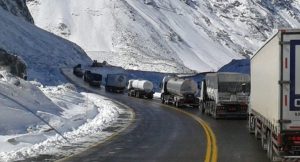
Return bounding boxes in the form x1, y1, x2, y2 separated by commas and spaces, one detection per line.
27, 0, 300, 73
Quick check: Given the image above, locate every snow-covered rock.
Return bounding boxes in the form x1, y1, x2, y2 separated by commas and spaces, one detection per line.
26, 0, 300, 73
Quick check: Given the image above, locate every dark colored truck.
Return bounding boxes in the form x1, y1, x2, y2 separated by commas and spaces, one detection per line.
73, 64, 84, 77
83, 70, 102, 87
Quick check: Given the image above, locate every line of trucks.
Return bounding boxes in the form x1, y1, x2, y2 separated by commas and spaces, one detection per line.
73, 64, 127, 93
71, 29, 300, 161
160, 29, 300, 161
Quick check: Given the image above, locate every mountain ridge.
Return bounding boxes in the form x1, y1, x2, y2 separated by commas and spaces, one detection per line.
27, 0, 300, 72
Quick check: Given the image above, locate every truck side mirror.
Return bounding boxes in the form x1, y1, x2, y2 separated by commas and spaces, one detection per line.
197, 82, 201, 89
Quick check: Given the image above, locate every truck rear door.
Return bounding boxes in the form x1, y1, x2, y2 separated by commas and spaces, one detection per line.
282, 31, 300, 130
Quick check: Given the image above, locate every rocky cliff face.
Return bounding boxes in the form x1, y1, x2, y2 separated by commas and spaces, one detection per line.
0, 0, 91, 84
0, 0, 33, 23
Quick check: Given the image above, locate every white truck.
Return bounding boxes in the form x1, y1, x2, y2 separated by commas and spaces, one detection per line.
127, 79, 154, 99
105, 73, 127, 93
199, 72, 250, 119
161, 76, 199, 108
249, 29, 300, 161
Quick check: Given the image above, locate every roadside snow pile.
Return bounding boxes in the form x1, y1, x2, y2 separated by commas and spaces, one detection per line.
0, 73, 121, 162
0, 71, 63, 136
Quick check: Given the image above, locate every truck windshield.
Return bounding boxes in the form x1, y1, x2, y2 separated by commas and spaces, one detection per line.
218, 82, 250, 93
93, 74, 102, 81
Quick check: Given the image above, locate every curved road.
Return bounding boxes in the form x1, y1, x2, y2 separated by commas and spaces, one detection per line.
62, 96, 206, 162
60, 69, 269, 162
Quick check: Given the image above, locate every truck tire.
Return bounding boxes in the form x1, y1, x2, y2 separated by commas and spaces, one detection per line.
261, 128, 267, 150
209, 101, 215, 117
204, 102, 210, 115
248, 115, 255, 134
254, 119, 261, 140
199, 102, 205, 114
175, 101, 180, 108
147, 94, 153, 99
161, 94, 165, 104
136, 91, 140, 98
267, 131, 275, 161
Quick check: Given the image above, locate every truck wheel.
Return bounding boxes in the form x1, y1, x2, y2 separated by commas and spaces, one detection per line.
261, 129, 267, 150
204, 103, 209, 115
254, 121, 261, 140
147, 94, 153, 99
199, 102, 205, 114
267, 131, 275, 161
248, 115, 255, 134
136, 91, 140, 98
212, 112, 217, 119
175, 101, 180, 108
161, 94, 165, 104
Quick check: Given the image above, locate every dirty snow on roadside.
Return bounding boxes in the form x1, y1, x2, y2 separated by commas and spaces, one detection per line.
0, 72, 124, 162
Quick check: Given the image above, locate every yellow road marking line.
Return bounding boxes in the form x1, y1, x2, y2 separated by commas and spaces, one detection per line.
154, 103, 218, 162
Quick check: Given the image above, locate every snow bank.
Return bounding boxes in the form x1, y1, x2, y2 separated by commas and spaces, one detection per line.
153, 92, 161, 99
0, 73, 124, 162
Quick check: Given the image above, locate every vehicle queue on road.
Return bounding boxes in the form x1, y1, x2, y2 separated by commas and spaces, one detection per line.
72, 29, 300, 162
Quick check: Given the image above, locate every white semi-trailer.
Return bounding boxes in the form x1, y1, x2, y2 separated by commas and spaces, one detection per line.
127, 79, 154, 99
199, 72, 250, 119
249, 29, 300, 161
161, 76, 199, 108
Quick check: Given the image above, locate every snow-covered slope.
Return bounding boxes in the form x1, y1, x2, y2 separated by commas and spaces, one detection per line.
0, 2, 126, 161
0, 3, 91, 85
27, 0, 300, 73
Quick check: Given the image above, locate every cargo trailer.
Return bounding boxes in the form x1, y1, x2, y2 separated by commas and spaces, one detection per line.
249, 29, 300, 161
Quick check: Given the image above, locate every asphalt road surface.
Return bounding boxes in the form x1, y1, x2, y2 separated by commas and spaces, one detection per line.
185, 108, 269, 162
62, 96, 206, 162
60, 69, 269, 162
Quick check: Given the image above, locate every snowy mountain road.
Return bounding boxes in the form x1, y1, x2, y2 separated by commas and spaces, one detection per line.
62, 96, 207, 162
60, 68, 207, 161
60, 68, 269, 162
